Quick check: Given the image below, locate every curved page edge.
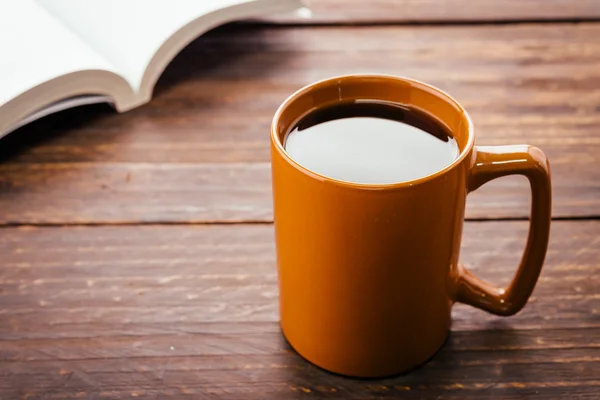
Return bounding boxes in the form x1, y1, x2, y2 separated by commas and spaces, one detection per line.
138, 0, 305, 101
0, 70, 134, 140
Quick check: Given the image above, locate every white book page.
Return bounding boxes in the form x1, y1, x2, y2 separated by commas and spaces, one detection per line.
0, 0, 117, 107
35, 0, 275, 91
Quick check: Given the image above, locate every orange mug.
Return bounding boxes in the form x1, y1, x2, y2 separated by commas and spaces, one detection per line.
270, 74, 552, 378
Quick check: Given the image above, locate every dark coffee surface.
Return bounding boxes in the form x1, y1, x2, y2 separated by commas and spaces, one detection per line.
285, 100, 459, 184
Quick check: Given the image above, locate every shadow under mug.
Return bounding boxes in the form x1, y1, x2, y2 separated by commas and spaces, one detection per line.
270, 74, 552, 378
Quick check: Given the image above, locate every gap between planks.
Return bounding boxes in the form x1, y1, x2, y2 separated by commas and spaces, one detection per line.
248, 17, 600, 28
0, 215, 599, 228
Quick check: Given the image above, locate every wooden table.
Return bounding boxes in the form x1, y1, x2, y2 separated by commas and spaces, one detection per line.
1, 2, 599, 398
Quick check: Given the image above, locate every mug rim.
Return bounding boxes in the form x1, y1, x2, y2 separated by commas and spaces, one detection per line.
271, 74, 475, 190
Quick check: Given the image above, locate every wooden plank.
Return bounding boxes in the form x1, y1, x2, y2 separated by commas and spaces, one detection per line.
0, 221, 599, 398
0, 162, 272, 224
1, 23, 599, 223
1, 160, 597, 224
269, 0, 600, 24
0, 220, 598, 332
2, 357, 600, 399
0, 341, 599, 395
0, 221, 598, 335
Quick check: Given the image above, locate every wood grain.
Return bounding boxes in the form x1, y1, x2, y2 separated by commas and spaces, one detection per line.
1, 23, 599, 224
268, 0, 600, 24
0, 24, 600, 224
0, 221, 598, 398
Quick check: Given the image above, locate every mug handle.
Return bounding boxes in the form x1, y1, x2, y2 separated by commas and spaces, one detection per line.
456, 145, 552, 316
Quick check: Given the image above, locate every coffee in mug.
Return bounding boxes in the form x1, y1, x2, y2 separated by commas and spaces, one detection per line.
285, 100, 459, 184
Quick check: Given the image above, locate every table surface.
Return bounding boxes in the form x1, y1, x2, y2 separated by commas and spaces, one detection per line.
1, 1, 599, 399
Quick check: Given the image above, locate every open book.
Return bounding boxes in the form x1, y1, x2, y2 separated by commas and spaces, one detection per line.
0, 0, 305, 138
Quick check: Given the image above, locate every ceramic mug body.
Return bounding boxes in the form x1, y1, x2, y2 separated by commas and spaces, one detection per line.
270, 75, 551, 378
